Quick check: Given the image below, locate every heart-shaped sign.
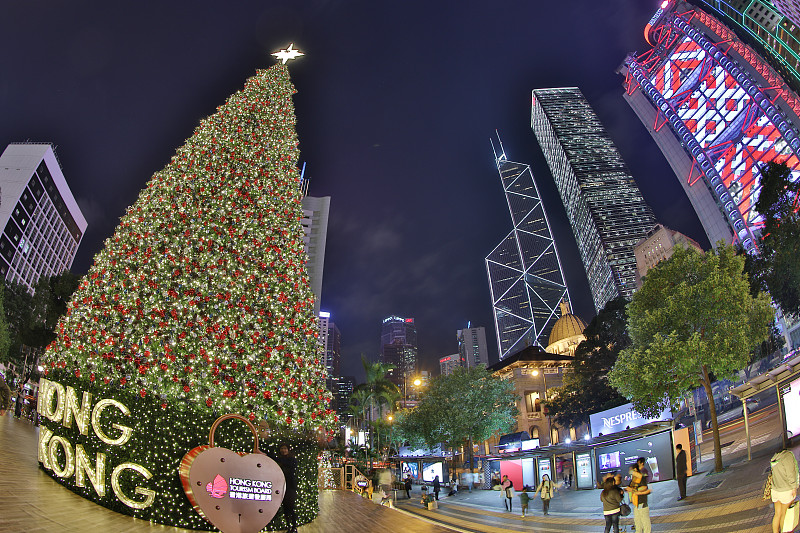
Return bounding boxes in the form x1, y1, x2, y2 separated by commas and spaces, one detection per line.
180, 415, 286, 533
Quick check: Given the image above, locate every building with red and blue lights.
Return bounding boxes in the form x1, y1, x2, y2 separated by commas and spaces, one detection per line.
620, 0, 800, 252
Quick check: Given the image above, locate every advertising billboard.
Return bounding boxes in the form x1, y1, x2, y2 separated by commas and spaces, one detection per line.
537, 458, 552, 485
589, 402, 671, 438
422, 462, 443, 483
783, 377, 800, 440
594, 431, 674, 483
576, 453, 594, 489
401, 461, 419, 480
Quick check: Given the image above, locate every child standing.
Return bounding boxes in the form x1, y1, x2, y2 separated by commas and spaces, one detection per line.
519, 485, 531, 517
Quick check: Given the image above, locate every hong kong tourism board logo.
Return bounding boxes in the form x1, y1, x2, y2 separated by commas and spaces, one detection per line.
206, 474, 273, 501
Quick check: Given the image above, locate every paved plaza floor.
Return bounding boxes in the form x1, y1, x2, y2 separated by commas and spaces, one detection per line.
0, 415, 450, 533
0, 412, 782, 532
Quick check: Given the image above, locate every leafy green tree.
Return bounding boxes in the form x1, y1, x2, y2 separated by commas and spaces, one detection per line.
0, 289, 10, 364
2, 272, 80, 367
2, 281, 34, 366
401, 365, 518, 473
746, 161, 800, 317
610, 244, 774, 472
546, 297, 629, 428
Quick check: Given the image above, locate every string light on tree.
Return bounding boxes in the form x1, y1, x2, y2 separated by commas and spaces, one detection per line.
38, 58, 335, 530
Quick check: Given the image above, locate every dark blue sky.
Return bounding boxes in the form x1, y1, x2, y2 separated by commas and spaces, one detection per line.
0, 1, 706, 380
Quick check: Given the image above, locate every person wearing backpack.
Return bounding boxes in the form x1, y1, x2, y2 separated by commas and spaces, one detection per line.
535, 474, 556, 516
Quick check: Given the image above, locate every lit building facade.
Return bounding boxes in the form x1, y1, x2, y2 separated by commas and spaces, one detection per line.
531, 88, 657, 313
620, 1, 800, 252
336, 375, 355, 417
300, 195, 330, 315
457, 326, 490, 368
0, 143, 87, 291
544, 301, 587, 357
634, 224, 704, 287
439, 354, 462, 376
487, 346, 584, 448
318, 312, 341, 380
380, 316, 418, 387
486, 144, 570, 359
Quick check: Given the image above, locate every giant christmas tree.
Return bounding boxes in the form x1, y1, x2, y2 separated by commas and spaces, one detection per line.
37, 62, 335, 530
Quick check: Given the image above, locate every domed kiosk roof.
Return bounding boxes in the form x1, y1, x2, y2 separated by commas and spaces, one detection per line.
548, 301, 587, 346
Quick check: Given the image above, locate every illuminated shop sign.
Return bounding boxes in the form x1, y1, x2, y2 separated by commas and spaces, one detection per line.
37, 378, 155, 509
589, 402, 671, 438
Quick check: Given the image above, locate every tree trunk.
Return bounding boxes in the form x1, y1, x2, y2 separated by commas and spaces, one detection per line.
701, 365, 724, 472
467, 436, 474, 474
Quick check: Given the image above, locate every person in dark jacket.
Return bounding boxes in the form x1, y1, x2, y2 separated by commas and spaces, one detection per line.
404, 475, 412, 499
274, 443, 298, 533
600, 477, 624, 533
432, 475, 440, 500
675, 444, 688, 500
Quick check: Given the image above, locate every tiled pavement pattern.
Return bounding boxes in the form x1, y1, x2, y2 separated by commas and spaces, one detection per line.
0, 411, 784, 532
0, 415, 451, 533
395, 455, 776, 533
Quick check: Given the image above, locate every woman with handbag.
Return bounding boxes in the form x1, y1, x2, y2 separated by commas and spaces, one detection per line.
535, 474, 556, 516
770, 449, 799, 533
600, 477, 625, 533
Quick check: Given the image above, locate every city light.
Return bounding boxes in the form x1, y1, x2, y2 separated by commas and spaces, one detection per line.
584, 434, 590, 441
565, 438, 571, 444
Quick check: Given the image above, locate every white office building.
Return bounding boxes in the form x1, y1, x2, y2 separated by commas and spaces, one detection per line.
0, 143, 87, 291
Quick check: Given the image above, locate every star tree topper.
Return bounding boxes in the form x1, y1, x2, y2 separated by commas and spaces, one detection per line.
272, 43, 304, 64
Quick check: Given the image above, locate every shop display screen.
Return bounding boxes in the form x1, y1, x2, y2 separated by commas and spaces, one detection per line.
595, 431, 674, 483
784, 377, 800, 440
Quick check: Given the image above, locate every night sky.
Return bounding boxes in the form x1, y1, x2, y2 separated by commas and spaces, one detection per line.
0, 1, 707, 381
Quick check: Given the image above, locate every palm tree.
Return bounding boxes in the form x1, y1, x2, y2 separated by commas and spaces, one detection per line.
352, 354, 401, 467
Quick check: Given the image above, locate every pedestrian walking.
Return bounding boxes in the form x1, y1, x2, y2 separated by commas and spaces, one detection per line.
0, 374, 11, 416
404, 475, 412, 499
601, 477, 624, 533
535, 474, 556, 516
519, 485, 530, 517
770, 448, 799, 533
273, 443, 298, 533
626, 464, 652, 533
675, 444, 688, 500
500, 474, 514, 512
432, 475, 440, 500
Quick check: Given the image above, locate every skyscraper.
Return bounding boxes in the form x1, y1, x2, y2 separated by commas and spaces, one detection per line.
457, 326, 489, 368
439, 354, 462, 376
0, 143, 87, 291
619, 1, 800, 253
300, 195, 330, 315
318, 311, 341, 380
531, 88, 657, 312
486, 143, 570, 359
380, 316, 418, 387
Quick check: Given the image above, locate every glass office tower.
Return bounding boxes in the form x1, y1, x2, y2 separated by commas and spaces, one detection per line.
486, 144, 570, 359
531, 88, 657, 312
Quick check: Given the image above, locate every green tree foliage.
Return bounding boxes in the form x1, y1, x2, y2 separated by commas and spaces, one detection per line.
1, 272, 79, 367
546, 297, 629, 428
350, 355, 400, 466
610, 244, 773, 472
0, 288, 10, 365
400, 366, 518, 471
746, 161, 800, 317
